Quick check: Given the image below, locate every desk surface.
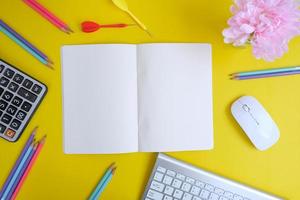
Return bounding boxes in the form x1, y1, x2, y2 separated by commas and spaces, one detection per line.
0, 0, 300, 199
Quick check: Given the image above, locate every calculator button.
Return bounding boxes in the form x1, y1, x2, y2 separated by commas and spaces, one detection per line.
0, 111, 2, 117
21, 101, 32, 112
17, 87, 37, 103
0, 64, 5, 73
3, 91, 13, 102
8, 82, 19, 92
6, 105, 17, 116
0, 87, 4, 96
10, 119, 21, 130
12, 96, 23, 107
4, 68, 15, 79
22, 79, 33, 89
0, 123, 6, 133
1, 114, 12, 124
32, 84, 42, 94
13, 74, 24, 84
16, 110, 26, 121
0, 100, 8, 110
4, 129, 15, 138
0, 77, 9, 87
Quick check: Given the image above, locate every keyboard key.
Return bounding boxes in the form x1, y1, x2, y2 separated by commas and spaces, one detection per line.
0, 124, 6, 133
13, 73, 24, 84
186, 177, 195, 184
4, 129, 15, 138
176, 173, 185, 181
209, 193, 219, 200
163, 175, 173, 185
205, 184, 214, 192
0, 100, 8, 110
224, 191, 234, 198
214, 188, 224, 195
17, 87, 37, 103
21, 101, 32, 112
233, 195, 243, 200
181, 183, 191, 192
171, 179, 182, 189
32, 84, 42, 94
182, 193, 192, 200
10, 119, 21, 130
150, 181, 165, 192
192, 197, 201, 200
0, 64, 4, 73
16, 110, 27, 121
163, 196, 173, 200
147, 189, 163, 200
166, 170, 176, 177
219, 197, 229, 200
173, 189, 183, 199
0, 111, 2, 117
0, 77, 9, 87
190, 186, 200, 196
164, 186, 174, 196
8, 82, 19, 92
154, 172, 164, 182
199, 189, 210, 199
3, 91, 13, 102
4, 68, 15, 78
0, 87, 4, 96
6, 105, 17, 116
1, 114, 12, 124
12, 96, 23, 107
23, 79, 33, 89
195, 181, 205, 188
157, 166, 166, 173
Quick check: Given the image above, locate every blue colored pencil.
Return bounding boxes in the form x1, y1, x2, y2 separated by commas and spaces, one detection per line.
0, 127, 37, 198
231, 66, 300, 77
93, 170, 115, 200
0, 19, 52, 64
232, 70, 300, 80
0, 23, 53, 69
6, 144, 37, 200
89, 163, 116, 200
1, 143, 35, 200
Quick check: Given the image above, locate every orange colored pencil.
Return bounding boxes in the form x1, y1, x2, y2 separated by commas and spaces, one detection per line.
10, 136, 46, 200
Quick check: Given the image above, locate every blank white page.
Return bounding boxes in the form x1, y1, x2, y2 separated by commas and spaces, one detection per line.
62, 44, 138, 154
137, 43, 213, 152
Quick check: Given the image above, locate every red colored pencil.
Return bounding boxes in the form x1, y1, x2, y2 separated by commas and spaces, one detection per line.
10, 136, 46, 200
23, 0, 73, 34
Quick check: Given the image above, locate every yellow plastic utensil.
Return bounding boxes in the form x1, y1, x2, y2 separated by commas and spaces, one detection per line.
112, 0, 151, 36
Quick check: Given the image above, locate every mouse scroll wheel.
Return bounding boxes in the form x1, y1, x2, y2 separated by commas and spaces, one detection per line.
242, 104, 250, 112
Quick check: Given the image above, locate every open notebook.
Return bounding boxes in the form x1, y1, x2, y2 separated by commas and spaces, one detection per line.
62, 43, 213, 154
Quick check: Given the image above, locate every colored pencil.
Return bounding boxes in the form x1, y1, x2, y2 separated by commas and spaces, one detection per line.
89, 163, 116, 200
23, 0, 73, 34
0, 25, 53, 69
0, 19, 52, 64
10, 136, 46, 200
231, 66, 300, 77
1, 143, 35, 200
6, 143, 37, 200
231, 70, 300, 80
93, 168, 116, 200
0, 127, 37, 198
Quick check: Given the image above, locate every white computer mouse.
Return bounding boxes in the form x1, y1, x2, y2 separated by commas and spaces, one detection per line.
231, 96, 280, 151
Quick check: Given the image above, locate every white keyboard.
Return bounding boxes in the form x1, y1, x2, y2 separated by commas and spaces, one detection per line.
141, 153, 283, 200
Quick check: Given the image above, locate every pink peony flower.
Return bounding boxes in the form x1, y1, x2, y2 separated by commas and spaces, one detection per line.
223, 0, 300, 61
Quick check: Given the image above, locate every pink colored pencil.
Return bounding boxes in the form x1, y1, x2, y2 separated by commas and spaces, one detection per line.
23, 0, 73, 34
10, 136, 46, 200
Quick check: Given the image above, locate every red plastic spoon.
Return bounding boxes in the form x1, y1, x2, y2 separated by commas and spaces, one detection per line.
81, 21, 134, 33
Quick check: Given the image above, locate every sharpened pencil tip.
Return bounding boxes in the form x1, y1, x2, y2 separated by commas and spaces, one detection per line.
39, 135, 47, 144
32, 126, 39, 135
46, 62, 54, 70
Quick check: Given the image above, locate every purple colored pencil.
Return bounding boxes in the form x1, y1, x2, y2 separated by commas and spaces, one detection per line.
232, 70, 300, 80
0, 19, 52, 64
0, 127, 37, 198
6, 144, 36, 200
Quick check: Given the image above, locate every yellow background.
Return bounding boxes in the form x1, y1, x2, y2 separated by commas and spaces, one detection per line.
0, 0, 300, 199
